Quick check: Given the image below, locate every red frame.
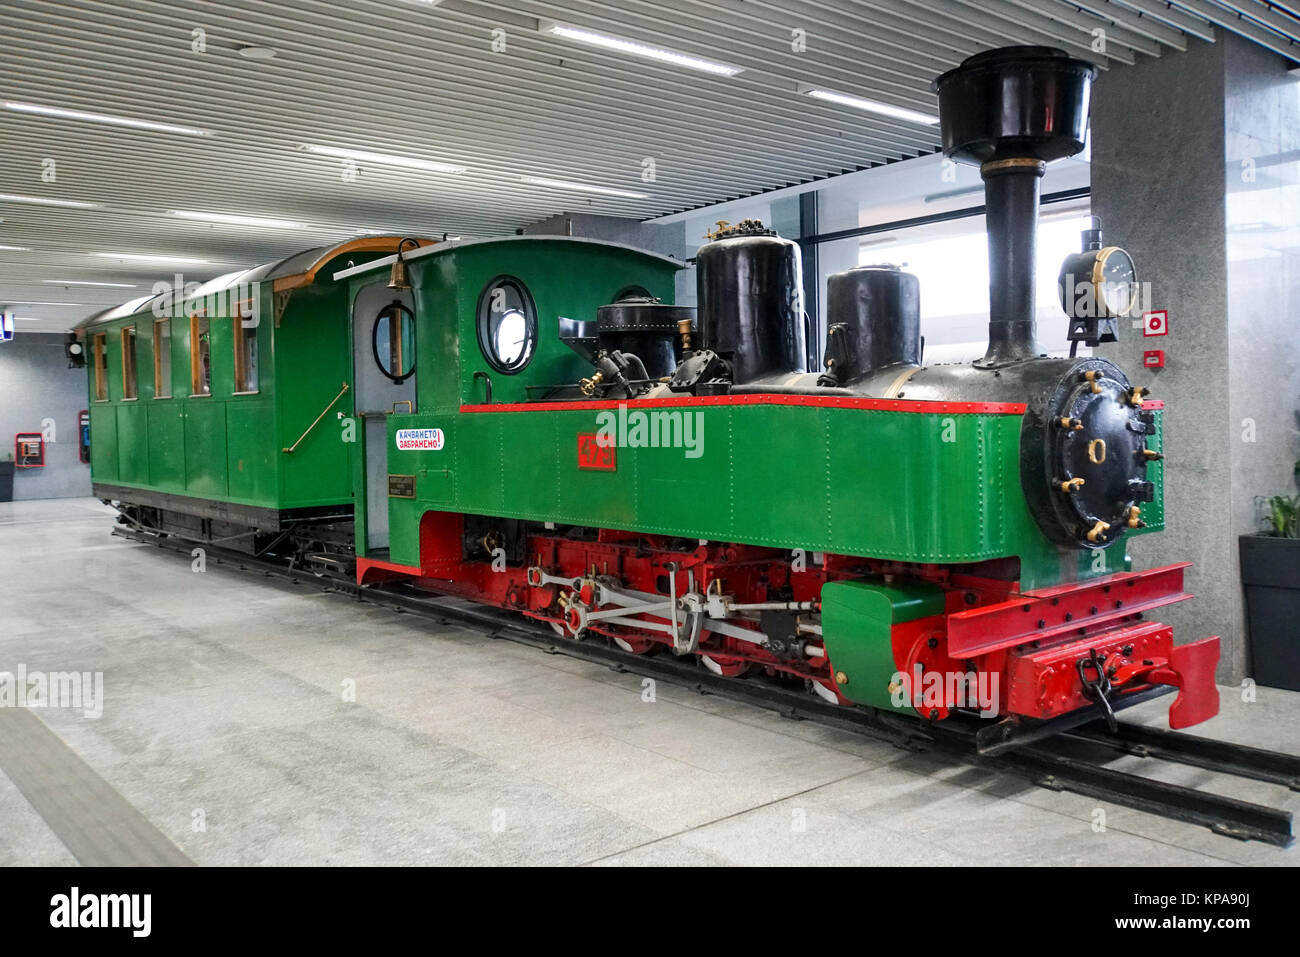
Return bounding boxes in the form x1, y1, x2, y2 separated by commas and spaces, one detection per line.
462, 393, 1027, 416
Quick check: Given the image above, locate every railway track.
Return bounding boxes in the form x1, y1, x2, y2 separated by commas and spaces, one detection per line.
113, 524, 1299, 847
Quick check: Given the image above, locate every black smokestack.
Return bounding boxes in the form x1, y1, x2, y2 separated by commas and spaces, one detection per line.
932, 47, 1095, 368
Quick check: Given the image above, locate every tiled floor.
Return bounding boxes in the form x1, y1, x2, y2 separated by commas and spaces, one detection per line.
1, 497, 1297, 866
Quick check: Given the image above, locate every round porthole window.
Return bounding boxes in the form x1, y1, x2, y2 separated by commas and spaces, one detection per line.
373, 301, 416, 383
476, 276, 537, 374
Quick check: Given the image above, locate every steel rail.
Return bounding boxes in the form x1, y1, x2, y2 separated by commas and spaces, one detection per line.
1068, 721, 1300, 791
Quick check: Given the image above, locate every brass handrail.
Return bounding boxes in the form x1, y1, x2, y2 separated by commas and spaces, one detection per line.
282, 382, 349, 453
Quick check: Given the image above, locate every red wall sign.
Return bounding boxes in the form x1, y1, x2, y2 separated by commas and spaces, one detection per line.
1143, 310, 1169, 337
576, 432, 616, 471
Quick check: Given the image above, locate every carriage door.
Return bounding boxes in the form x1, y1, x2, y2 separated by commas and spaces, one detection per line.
352, 284, 416, 552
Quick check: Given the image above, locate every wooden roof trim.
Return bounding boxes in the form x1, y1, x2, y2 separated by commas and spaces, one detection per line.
270, 236, 436, 293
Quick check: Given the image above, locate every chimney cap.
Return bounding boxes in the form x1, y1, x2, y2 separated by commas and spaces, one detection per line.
933, 45, 1096, 167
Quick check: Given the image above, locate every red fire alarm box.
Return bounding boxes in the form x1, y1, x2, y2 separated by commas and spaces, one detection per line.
1143, 350, 1166, 369
15, 433, 44, 468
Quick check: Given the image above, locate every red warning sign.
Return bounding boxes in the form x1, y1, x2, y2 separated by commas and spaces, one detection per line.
1143, 310, 1169, 337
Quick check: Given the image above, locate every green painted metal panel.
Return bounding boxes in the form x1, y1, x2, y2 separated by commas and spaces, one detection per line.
444, 241, 682, 409
349, 418, 370, 556
147, 401, 185, 489
386, 395, 1165, 585
184, 399, 228, 498
88, 404, 117, 483
820, 580, 946, 711
275, 283, 352, 510
385, 403, 1026, 568
393, 403, 1007, 549
1138, 408, 1164, 531
227, 397, 278, 505
115, 403, 148, 485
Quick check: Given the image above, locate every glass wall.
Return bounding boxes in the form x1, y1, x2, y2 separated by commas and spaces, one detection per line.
857, 208, 1093, 363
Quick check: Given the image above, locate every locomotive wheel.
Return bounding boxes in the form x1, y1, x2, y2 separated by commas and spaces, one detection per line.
701, 654, 752, 678
612, 634, 657, 655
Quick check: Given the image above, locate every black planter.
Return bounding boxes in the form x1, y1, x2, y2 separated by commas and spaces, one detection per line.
1240, 534, 1300, 692
0, 461, 13, 503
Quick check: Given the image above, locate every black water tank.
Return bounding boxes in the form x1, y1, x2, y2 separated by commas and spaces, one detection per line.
696, 220, 806, 384
824, 265, 921, 382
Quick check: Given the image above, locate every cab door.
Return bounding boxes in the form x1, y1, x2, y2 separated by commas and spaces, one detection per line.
351, 284, 416, 552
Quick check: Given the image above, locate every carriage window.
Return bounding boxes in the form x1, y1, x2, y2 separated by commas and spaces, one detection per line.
120, 327, 139, 399
153, 319, 172, 398
233, 305, 259, 393
476, 276, 537, 374
372, 301, 416, 383
190, 314, 211, 396
93, 333, 107, 401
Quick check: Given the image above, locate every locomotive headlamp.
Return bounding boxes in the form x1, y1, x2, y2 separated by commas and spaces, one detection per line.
1059, 246, 1137, 318
1058, 217, 1136, 348
65, 331, 85, 367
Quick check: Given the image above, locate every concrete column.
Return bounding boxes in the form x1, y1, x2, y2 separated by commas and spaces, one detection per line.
1092, 34, 1300, 681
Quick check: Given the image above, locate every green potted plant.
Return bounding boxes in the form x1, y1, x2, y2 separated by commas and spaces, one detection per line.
1240, 457, 1300, 691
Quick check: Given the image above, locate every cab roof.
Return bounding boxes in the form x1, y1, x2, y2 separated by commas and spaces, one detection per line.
76, 236, 435, 332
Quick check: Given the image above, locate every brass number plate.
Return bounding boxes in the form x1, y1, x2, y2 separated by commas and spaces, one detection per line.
388, 474, 416, 498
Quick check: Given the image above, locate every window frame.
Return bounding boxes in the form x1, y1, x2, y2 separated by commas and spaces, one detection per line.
92, 332, 108, 402
153, 318, 172, 399
371, 301, 417, 385
475, 275, 538, 375
190, 311, 212, 397
232, 299, 259, 395
120, 326, 139, 400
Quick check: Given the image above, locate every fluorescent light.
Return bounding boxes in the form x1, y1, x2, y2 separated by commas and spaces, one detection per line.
1, 301, 85, 306
91, 252, 211, 265
14, 317, 45, 321
0, 193, 101, 209
521, 176, 650, 199
303, 144, 465, 174
0, 244, 31, 251
4, 101, 213, 137
540, 20, 741, 77
171, 209, 306, 229
42, 280, 138, 288
801, 87, 938, 126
